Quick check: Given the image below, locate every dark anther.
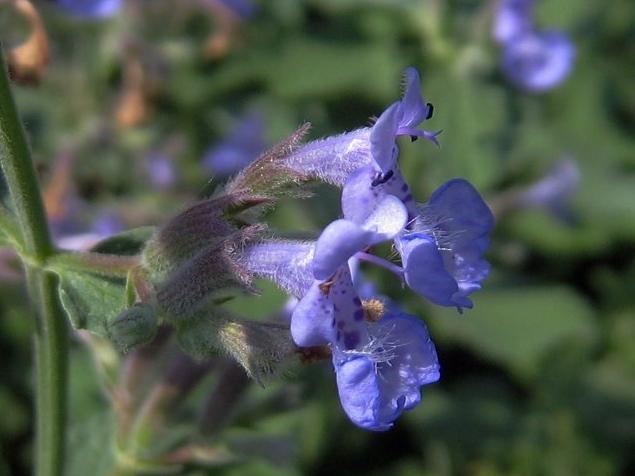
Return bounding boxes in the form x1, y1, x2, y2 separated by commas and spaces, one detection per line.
371, 169, 394, 187
410, 135, 418, 142
425, 102, 434, 120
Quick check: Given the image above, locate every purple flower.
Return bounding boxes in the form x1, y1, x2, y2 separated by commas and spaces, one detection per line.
282, 67, 439, 186
492, 0, 535, 43
203, 111, 267, 177
334, 311, 439, 431
55, 0, 122, 18
290, 264, 440, 431
501, 30, 576, 92
397, 179, 494, 309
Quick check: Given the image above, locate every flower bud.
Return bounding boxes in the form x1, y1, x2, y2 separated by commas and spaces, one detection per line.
108, 303, 157, 353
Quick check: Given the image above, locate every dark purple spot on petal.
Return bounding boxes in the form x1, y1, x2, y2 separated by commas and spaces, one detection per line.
403, 193, 413, 202
331, 318, 336, 327
354, 309, 364, 321
401, 183, 409, 192
353, 297, 361, 306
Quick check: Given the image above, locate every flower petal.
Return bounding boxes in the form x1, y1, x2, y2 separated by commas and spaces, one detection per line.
313, 220, 373, 281
373, 312, 440, 412
399, 67, 429, 130
370, 102, 401, 174
361, 194, 408, 244
290, 282, 335, 347
335, 357, 392, 431
426, 178, 495, 240
341, 166, 380, 223
396, 234, 460, 306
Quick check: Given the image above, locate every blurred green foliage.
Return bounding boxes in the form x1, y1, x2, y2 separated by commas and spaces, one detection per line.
1, 0, 634, 475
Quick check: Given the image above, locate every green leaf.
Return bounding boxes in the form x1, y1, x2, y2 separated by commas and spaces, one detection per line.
57, 268, 127, 336
429, 286, 597, 380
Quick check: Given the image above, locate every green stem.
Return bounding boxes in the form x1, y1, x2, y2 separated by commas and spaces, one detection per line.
0, 45, 68, 476
47, 251, 140, 278
0, 48, 52, 262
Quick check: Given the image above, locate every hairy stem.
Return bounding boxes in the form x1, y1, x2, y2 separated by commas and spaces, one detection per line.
0, 45, 68, 476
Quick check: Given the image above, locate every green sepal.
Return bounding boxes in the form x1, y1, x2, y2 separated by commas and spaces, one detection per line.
107, 303, 157, 353
176, 312, 295, 383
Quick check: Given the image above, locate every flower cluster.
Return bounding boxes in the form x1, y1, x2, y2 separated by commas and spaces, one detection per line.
236, 68, 494, 430
493, 0, 575, 92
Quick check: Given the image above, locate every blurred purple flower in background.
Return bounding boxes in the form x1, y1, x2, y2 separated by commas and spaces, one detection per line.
55, 210, 123, 251
145, 151, 177, 190
493, 0, 575, 92
215, 0, 257, 19
492, 0, 535, 43
501, 30, 576, 92
55, 0, 122, 18
203, 111, 267, 177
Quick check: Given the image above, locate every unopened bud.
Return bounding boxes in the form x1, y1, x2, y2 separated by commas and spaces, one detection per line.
108, 304, 157, 353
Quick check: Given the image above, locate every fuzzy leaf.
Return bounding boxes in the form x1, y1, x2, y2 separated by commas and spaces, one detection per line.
56, 269, 127, 336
